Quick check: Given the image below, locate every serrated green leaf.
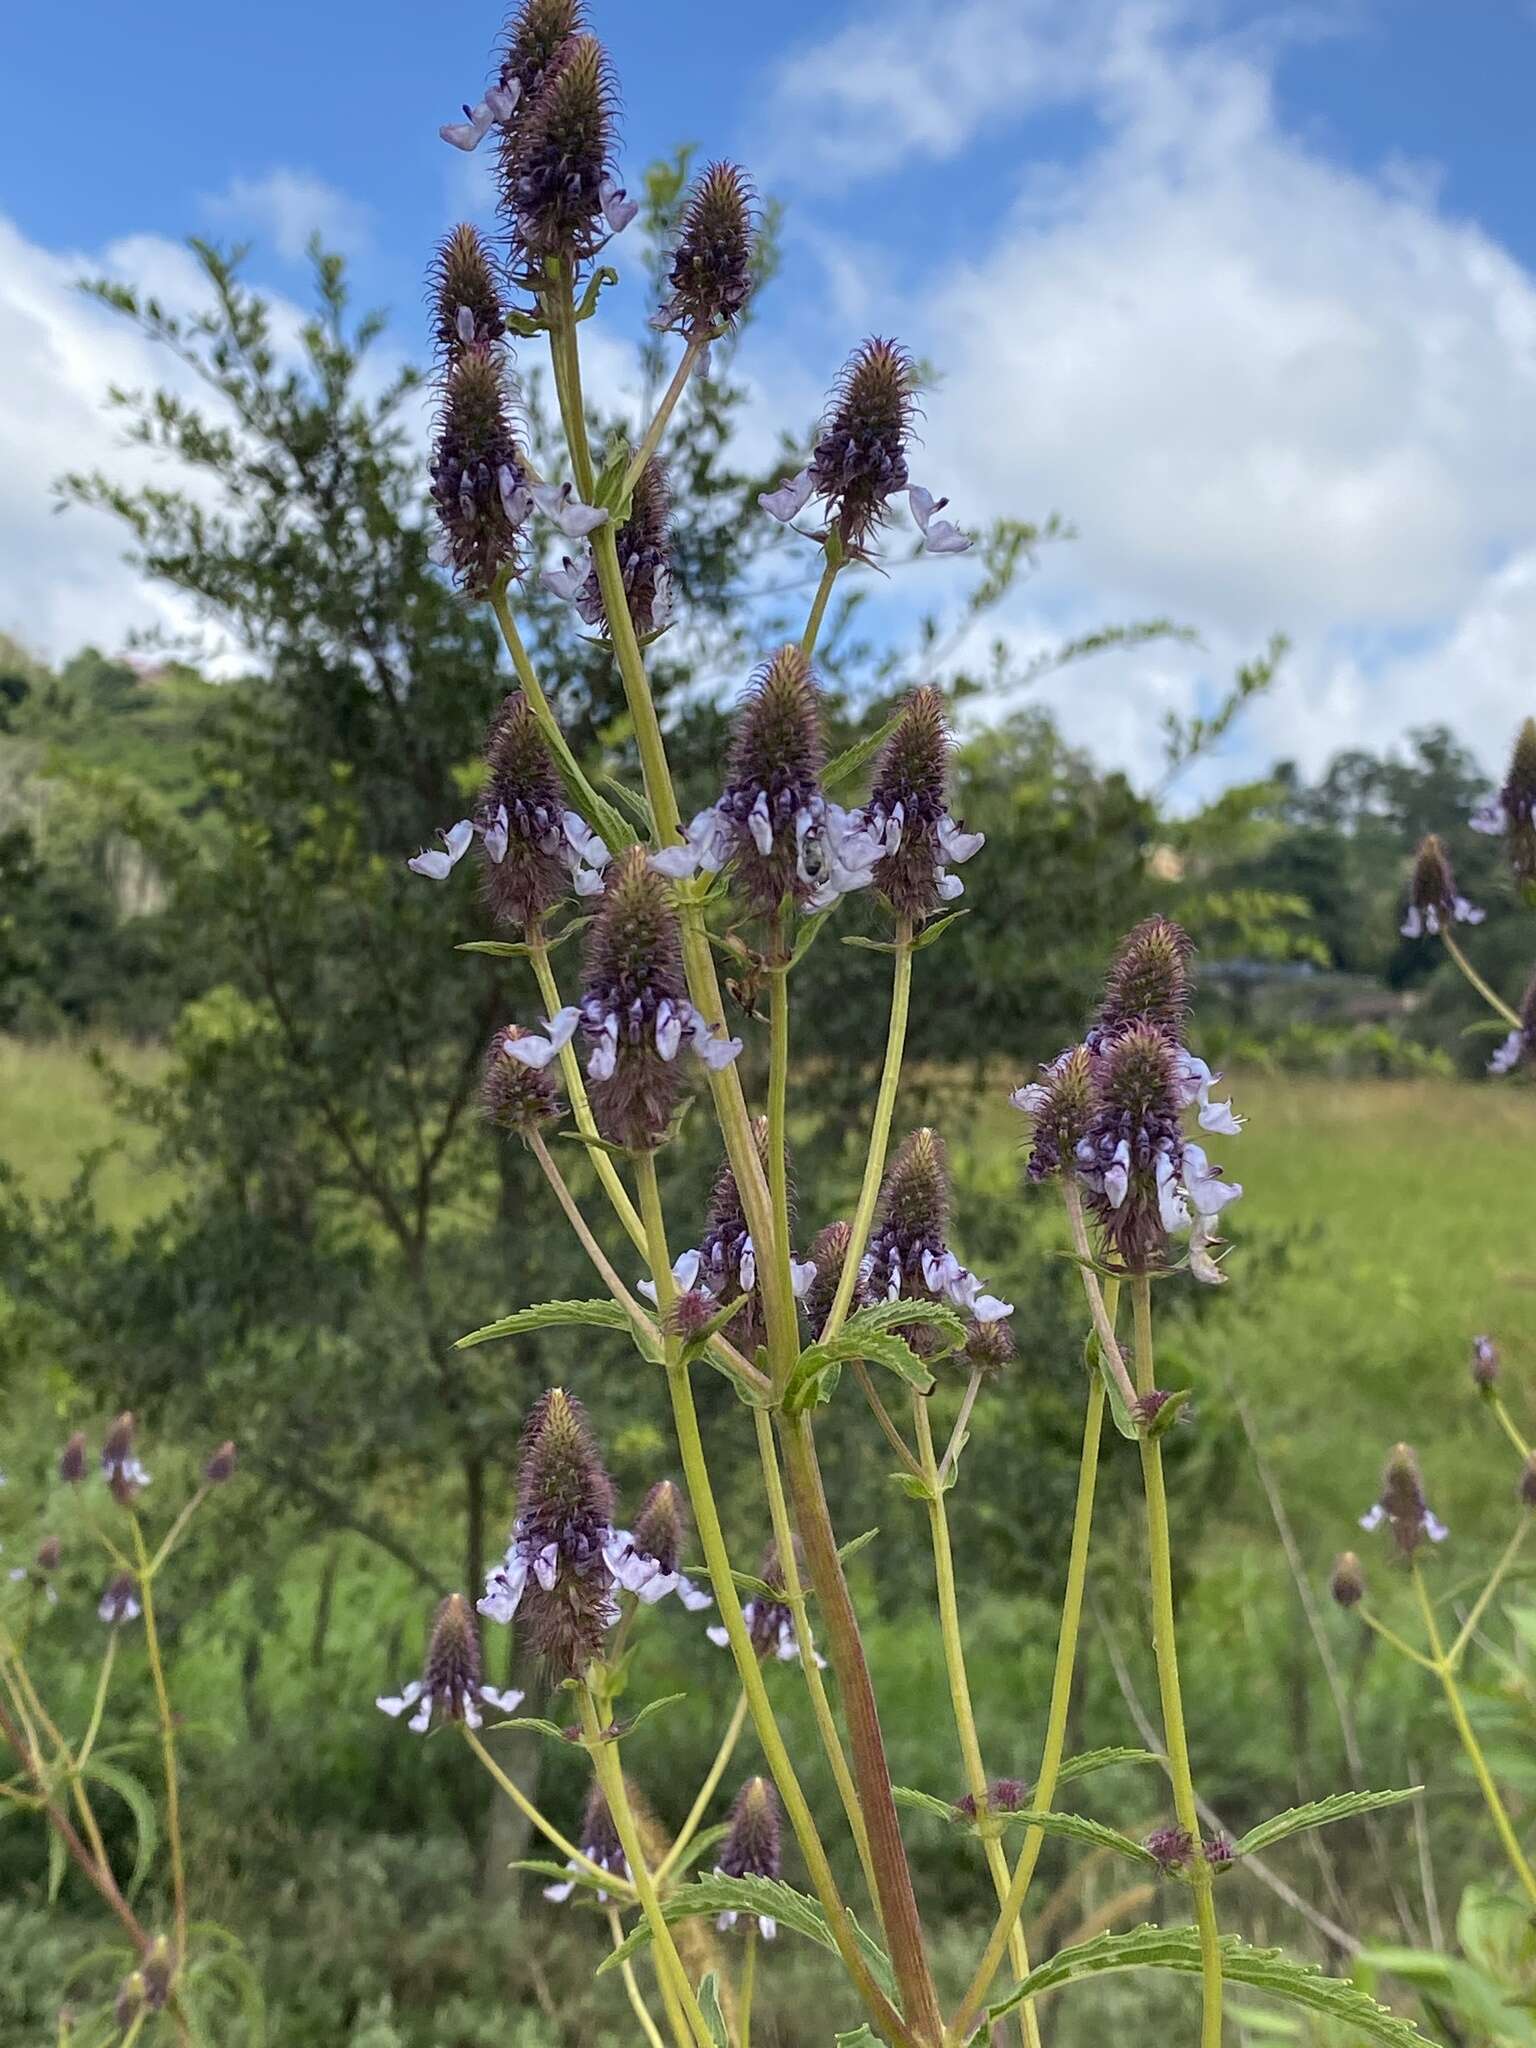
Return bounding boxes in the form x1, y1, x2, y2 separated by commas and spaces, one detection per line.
598, 774, 654, 836
841, 934, 900, 953
820, 1324, 937, 1389
836, 1528, 879, 1568
823, 713, 903, 794
455, 939, 536, 958
1358, 1946, 1536, 2046
987, 1924, 1435, 2046
893, 1785, 961, 1822
985, 1809, 1159, 1864
485, 1715, 571, 1744
81, 1760, 158, 1899
844, 1299, 966, 1348
597, 1874, 897, 2003
788, 905, 836, 967
1235, 1787, 1419, 1857
697, 1971, 729, 2047
620, 1693, 687, 1738
454, 1299, 635, 1350
911, 907, 971, 949
1056, 1746, 1164, 1786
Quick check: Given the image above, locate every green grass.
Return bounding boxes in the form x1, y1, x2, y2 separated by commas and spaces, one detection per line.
0, 1035, 177, 1226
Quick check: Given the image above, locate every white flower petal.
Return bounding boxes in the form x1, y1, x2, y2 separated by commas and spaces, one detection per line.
790, 1258, 817, 1300
758, 468, 815, 522
748, 789, 774, 855
408, 817, 475, 879
531, 480, 610, 539
706, 1625, 731, 1648
599, 176, 640, 233
937, 816, 985, 863
1359, 1503, 1386, 1532
505, 1007, 582, 1069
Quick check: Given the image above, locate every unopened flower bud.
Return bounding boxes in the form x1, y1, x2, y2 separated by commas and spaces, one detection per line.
142, 1938, 173, 2011
1401, 833, 1483, 938
630, 1480, 687, 1579
1330, 1551, 1365, 1608
1203, 1832, 1235, 1872
963, 1315, 1014, 1377
204, 1441, 237, 1485
114, 1973, 146, 2031
657, 162, 757, 340
666, 1287, 718, 1340
1471, 1334, 1500, 1389
429, 223, 508, 359
59, 1432, 88, 1485
500, 34, 623, 275
803, 1221, 862, 1331
718, 1775, 782, 1883
1096, 917, 1194, 1042
430, 350, 530, 597
1146, 1825, 1194, 1872
954, 1777, 1028, 1821
35, 1536, 62, 1572
98, 1572, 141, 1627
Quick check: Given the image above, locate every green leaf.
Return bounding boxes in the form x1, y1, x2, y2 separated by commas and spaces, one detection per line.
619, 1693, 687, 1738
1358, 1946, 1536, 2047
697, 1972, 729, 2048
454, 1299, 634, 1350
485, 1715, 572, 1744
788, 905, 836, 967
893, 1785, 961, 1823
911, 908, 971, 949
510, 1858, 617, 1897
47, 1818, 66, 1903
1056, 1746, 1164, 1787
190, 1944, 267, 2047
836, 1527, 879, 1568
678, 1296, 749, 1365
81, 1760, 159, 1899
841, 934, 901, 953
1085, 1330, 1138, 1439
597, 1874, 897, 2003
987, 1925, 1434, 2046
598, 774, 655, 836
844, 1298, 966, 1349
455, 939, 536, 958
1234, 1788, 1420, 1858
835, 2031, 883, 2048
984, 1810, 1159, 1865
823, 713, 903, 794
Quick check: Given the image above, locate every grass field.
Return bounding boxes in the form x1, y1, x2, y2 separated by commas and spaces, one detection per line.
0, 1035, 176, 1226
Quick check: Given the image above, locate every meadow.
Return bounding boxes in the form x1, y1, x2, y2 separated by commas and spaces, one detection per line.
3, 1038, 1531, 2044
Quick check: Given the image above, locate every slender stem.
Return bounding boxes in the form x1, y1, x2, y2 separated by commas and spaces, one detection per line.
609, 1905, 669, 2048
1060, 1182, 1140, 1414
76, 1633, 118, 1772
852, 1362, 926, 1482
148, 1488, 208, 1577
621, 335, 706, 501
739, 1922, 758, 2048
1133, 1278, 1222, 2048
489, 582, 612, 826
1491, 1394, 1530, 1460
631, 1153, 916, 2048
654, 1692, 750, 1888
462, 1725, 637, 1897
1447, 1517, 1531, 1668
766, 940, 798, 1380
1357, 1608, 1440, 1673
1, 1640, 122, 1912
776, 1412, 945, 2043
819, 930, 914, 1344
1441, 929, 1521, 1028
1413, 1565, 1536, 1906
131, 1518, 187, 1962
938, 1369, 984, 1487
527, 1127, 657, 1328
801, 555, 841, 659
951, 1372, 1108, 2040
911, 1396, 1038, 2048
752, 1408, 881, 1912
527, 928, 648, 1257
580, 1684, 715, 2048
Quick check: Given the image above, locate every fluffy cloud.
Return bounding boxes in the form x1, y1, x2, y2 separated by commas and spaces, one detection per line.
203, 170, 374, 263
760, 0, 1536, 782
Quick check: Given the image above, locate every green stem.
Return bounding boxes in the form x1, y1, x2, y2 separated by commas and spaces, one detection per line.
131, 1517, 187, 1962
654, 1691, 750, 1888
1358, 1607, 1440, 1673
582, 1685, 713, 2048
1413, 1565, 1536, 1906
739, 1921, 758, 2048
766, 932, 798, 1382
621, 335, 707, 501
948, 1361, 1107, 2041
938, 1368, 984, 1487
819, 929, 914, 1343
1447, 1517, 1531, 1667
489, 581, 612, 827
801, 555, 841, 658
609, 1904, 669, 2048
1133, 1278, 1222, 2048
462, 1725, 636, 1898
632, 1154, 916, 2048
148, 1488, 208, 1577
1060, 1182, 1140, 1414
1442, 929, 1521, 1027
911, 1397, 1038, 2048
852, 1362, 926, 1482
752, 1407, 881, 1912
1491, 1394, 1530, 1460
75, 1632, 118, 1773
527, 927, 648, 1257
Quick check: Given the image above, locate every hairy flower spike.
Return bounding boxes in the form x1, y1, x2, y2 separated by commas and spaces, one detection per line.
723, 647, 827, 912
500, 34, 628, 279
203, 1441, 237, 1485
583, 849, 691, 1148
483, 1025, 564, 1130
1488, 966, 1536, 1077
1014, 1044, 1096, 1181
1096, 917, 1194, 1041
1471, 1334, 1500, 1389
544, 1781, 628, 1902
430, 350, 530, 597
1401, 833, 1483, 938
562, 458, 674, 638
605, 1479, 711, 1609
429, 223, 508, 359
707, 1545, 822, 1666
814, 338, 916, 547
714, 1777, 783, 1937
865, 686, 983, 919
641, 1121, 817, 1338
1360, 1442, 1448, 1558
864, 1128, 1012, 1327
101, 1412, 150, 1506
497, 0, 586, 102
1472, 717, 1536, 887
59, 1431, 88, 1485
376, 1592, 523, 1734
481, 692, 575, 919
803, 1220, 862, 1332
1330, 1550, 1365, 1608
656, 161, 757, 340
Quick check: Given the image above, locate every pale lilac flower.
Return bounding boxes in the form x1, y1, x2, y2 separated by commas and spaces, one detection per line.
908, 485, 973, 555
598, 176, 639, 234
707, 1600, 824, 1668
378, 1594, 523, 1734
541, 552, 591, 603
98, 1574, 141, 1627
1171, 1051, 1244, 1136
603, 1530, 712, 1610
408, 817, 476, 880
757, 468, 815, 524
544, 1789, 629, 1904
1400, 897, 1484, 938
503, 1007, 581, 1071
531, 481, 609, 539
1490, 1029, 1526, 1075
439, 81, 520, 152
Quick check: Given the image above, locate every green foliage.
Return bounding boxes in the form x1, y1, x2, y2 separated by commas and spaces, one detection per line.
1234, 1788, 1421, 1857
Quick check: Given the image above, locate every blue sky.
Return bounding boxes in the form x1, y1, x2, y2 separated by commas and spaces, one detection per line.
5, 0, 1536, 789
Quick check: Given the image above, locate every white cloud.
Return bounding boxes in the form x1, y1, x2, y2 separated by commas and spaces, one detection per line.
202, 169, 374, 263
760, 0, 1536, 783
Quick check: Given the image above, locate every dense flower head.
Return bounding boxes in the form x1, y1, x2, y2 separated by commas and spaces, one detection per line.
479, 1389, 619, 1673
715, 1777, 783, 1937
409, 691, 609, 907
863, 1128, 1012, 1328
483, 1024, 564, 1130
499, 35, 633, 279
35, 1536, 62, 1573
721, 648, 828, 912
954, 1777, 1029, 1821
707, 1546, 822, 1666
544, 1781, 628, 1903
1014, 1044, 1096, 1183
1146, 1825, 1194, 1873
963, 1313, 1014, 1377
101, 1412, 150, 1506
640, 1123, 816, 1338
1489, 966, 1536, 1078
429, 350, 530, 597
98, 1571, 141, 1627
1330, 1551, 1365, 1608
1401, 833, 1483, 938
583, 849, 689, 1147
1360, 1442, 1448, 1559
550, 458, 674, 639
59, 1431, 88, 1485
1471, 1334, 1500, 1388
1095, 917, 1194, 1043
497, 0, 586, 104
376, 1592, 525, 1734
1471, 717, 1536, 887
864, 686, 984, 920
655, 162, 757, 340
429, 224, 508, 360
604, 1479, 712, 1610
203, 1441, 237, 1485
803, 1220, 862, 1332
